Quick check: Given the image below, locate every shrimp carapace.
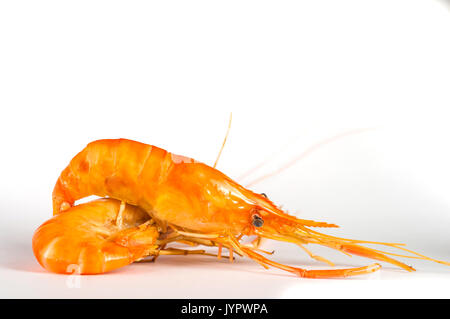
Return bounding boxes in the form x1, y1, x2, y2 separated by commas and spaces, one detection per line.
33, 198, 159, 274
49, 138, 450, 278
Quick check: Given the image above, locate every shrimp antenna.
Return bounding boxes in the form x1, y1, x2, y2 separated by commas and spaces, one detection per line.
213, 112, 233, 168
245, 127, 376, 187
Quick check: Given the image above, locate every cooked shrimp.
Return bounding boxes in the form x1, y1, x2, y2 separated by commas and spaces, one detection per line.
33, 198, 159, 274
51, 138, 449, 278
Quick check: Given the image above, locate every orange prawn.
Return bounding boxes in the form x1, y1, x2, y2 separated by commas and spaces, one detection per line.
36, 137, 449, 278
33, 198, 219, 274
33, 198, 159, 274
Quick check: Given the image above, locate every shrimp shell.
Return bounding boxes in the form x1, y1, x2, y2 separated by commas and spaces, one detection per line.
33, 198, 158, 274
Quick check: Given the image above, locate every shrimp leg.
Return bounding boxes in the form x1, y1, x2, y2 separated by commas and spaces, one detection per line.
225, 235, 381, 278
137, 248, 230, 261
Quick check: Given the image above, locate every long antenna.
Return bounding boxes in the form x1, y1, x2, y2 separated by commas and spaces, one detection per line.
213, 112, 233, 168
244, 127, 376, 187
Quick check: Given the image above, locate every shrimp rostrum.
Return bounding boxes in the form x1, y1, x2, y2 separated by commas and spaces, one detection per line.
34, 138, 449, 277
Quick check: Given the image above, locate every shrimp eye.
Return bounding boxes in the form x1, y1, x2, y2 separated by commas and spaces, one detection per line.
260, 193, 268, 198
252, 214, 264, 227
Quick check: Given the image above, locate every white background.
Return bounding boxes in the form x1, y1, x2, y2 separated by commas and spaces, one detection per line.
1, 0, 450, 298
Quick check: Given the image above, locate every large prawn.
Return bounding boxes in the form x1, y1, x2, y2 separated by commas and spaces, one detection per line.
33, 198, 158, 274
31, 136, 450, 278
33, 198, 222, 274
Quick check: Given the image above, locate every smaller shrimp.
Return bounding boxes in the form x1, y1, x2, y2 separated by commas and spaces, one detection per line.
32, 198, 160, 274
